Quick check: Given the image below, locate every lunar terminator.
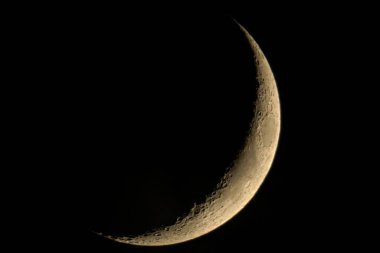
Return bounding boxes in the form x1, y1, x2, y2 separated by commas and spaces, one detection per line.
98, 21, 281, 246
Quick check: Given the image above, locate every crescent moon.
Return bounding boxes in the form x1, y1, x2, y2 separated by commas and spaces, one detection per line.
99, 21, 281, 246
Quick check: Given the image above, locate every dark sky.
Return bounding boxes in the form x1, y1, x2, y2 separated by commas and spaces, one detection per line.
11, 4, 375, 252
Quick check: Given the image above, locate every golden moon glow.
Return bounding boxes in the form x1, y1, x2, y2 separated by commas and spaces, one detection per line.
98, 22, 281, 246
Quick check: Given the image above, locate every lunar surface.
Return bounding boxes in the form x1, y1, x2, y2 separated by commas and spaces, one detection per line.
98, 22, 281, 246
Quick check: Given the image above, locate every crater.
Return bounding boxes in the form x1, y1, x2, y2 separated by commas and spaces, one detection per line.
260, 116, 276, 147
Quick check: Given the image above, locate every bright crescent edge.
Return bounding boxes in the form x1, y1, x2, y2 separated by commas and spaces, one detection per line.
98, 21, 281, 246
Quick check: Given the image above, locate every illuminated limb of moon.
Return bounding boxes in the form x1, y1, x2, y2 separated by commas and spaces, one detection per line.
98, 21, 281, 246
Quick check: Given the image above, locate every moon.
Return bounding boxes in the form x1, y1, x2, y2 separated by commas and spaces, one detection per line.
98, 21, 281, 246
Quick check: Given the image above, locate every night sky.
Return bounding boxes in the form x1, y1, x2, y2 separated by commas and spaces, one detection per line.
10, 4, 374, 252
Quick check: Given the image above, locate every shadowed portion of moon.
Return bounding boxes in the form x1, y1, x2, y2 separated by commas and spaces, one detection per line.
79, 15, 258, 238
93, 20, 281, 246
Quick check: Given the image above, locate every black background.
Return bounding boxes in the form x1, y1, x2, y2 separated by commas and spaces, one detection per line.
7, 3, 376, 252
